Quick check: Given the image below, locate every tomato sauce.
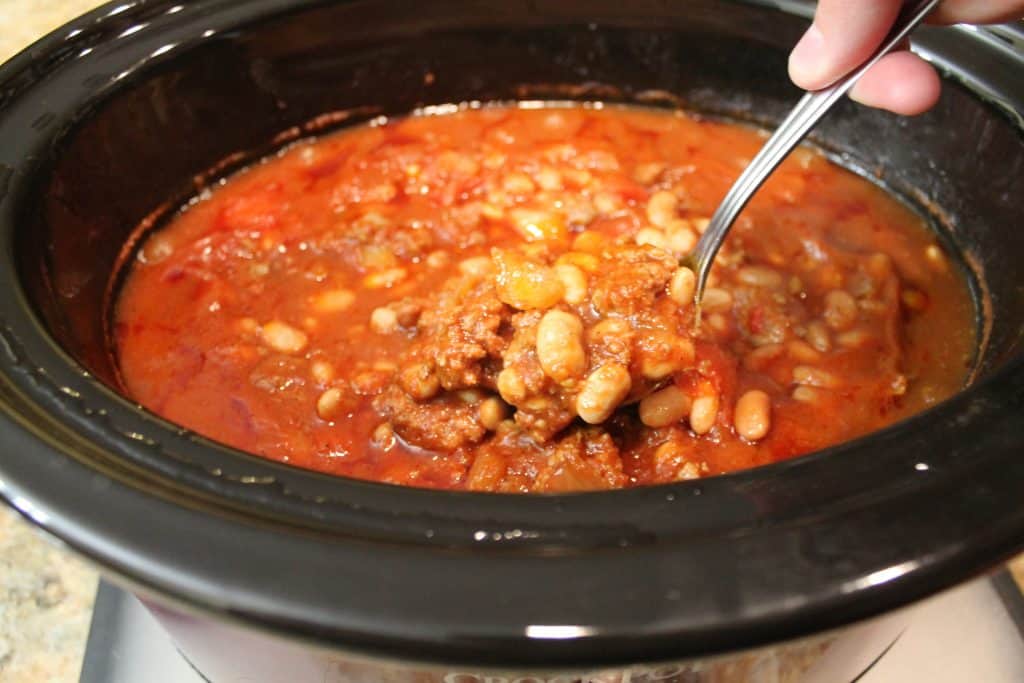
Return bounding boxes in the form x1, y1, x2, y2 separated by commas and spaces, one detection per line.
115, 106, 975, 492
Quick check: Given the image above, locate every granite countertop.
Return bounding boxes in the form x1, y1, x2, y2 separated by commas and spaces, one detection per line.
0, 2, 1022, 683
0, 4, 109, 681
0, 508, 97, 683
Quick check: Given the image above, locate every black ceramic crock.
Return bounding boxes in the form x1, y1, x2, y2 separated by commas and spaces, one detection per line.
1, 1, 1023, 681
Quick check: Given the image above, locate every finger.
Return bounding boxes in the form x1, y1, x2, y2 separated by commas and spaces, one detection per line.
930, 0, 1024, 24
789, 0, 903, 90
849, 51, 942, 115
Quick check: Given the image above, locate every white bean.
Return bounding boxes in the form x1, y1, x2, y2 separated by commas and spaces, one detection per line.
792, 386, 819, 403
689, 394, 719, 435
479, 397, 510, 430
536, 310, 587, 383
788, 340, 822, 364
734, 390, 771, 441
639, 385, 691, 428
261, 321, 308, 354
316, 388, 345, 421
805, 321, 831, 353
576, 364, 632, 424
364, 267, 407, 289
311, 360, 335, 384
496, 367, 527, 403
646, 191, 679, 228
555, 263, 588, 305
370, 307, 398, 334
792, 365, 839, 388
312, 288, 355, 313
823, 290, 858, 331
635, 227, 670, 252
665, 219, 697, 254
669, 267, 697, 306
737, 266, 783, 289
702, 288, 733, 312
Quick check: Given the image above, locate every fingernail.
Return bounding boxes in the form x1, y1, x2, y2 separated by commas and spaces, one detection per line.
788, 25, 827, 88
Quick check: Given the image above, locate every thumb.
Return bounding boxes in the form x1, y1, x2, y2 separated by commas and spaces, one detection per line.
789, 0, 903, 90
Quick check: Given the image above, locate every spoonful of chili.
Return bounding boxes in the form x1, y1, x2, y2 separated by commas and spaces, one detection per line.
684, 0, 942, 321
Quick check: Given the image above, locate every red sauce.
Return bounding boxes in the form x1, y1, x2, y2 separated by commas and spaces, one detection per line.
115, 106, 975, 492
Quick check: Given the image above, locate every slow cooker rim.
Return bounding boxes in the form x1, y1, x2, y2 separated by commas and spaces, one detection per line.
0, 0, 1023, 669
3, 374, 1023, 668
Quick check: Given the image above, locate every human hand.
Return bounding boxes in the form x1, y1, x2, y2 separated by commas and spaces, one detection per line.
788, 1, 1024, 115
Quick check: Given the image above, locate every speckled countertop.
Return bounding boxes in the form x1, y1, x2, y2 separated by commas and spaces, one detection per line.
0, 3, 1022, 683
0, 509, 97, 683
0, 4, 110, 681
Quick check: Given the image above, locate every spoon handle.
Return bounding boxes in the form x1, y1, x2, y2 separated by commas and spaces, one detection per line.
688, 0, 943, 305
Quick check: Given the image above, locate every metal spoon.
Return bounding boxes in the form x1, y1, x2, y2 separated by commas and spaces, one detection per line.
685, 0, 942, 317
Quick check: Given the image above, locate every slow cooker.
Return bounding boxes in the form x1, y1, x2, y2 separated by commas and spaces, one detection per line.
1, 1, 1022, 681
